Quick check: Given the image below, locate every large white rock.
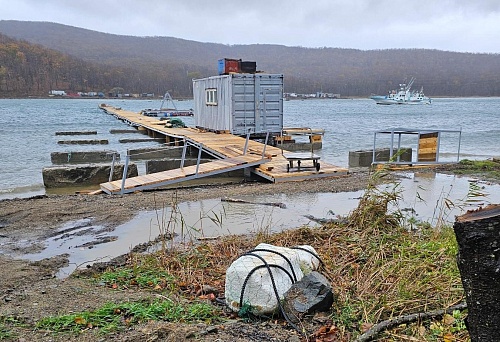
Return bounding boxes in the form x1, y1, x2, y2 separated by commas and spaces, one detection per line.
225, 243, 320, 315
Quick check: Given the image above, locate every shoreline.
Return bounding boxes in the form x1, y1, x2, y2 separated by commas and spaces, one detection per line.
0, 172, 371, 250
0, 163, 499, 341
0, 95, 500, 102
1, 162, 499, 259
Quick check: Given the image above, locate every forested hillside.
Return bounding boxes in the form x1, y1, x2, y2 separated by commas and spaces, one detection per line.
0, 33, 204, 98
1, 20, 500, 98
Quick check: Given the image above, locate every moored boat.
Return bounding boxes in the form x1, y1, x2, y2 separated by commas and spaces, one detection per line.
370, 78, 431, 105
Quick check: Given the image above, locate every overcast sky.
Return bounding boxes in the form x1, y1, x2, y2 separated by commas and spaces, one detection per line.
1, 0, 500, 53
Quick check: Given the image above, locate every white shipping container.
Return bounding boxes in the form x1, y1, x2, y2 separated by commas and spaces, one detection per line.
192, 73, 283, 135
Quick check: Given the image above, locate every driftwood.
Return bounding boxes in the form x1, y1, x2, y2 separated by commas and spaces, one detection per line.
453, 204, 500, 341
303, 214, 348, 225
354, 302, 467, 342
196, 236, 220, 241
221, 197, 286, 209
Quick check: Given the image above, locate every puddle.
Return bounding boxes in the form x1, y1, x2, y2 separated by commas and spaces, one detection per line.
18, 172, 500, 278
392, 172, 500, 226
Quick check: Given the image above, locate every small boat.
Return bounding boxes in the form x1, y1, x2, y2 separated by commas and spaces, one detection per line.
141, 92, 194, 117
370, 77, 432, 105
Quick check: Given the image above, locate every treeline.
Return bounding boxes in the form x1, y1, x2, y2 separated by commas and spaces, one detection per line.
1, 20, 500, 98
0, 34, 106, 96
0, 34, 208, 98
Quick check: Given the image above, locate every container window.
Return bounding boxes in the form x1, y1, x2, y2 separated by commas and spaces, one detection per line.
206, 88, 218, 106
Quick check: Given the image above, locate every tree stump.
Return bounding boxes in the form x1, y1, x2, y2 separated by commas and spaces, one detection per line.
454, 204, 500, 341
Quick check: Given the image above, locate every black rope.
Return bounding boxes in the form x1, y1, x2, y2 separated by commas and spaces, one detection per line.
239, 263, 294, 309
247, 248, 298, 282
291, 246, 324, 266
237, 252, 304, 335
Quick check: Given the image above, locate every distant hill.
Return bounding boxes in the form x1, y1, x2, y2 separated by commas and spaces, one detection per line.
0, 33, 176, 98
1, 20, 500, 97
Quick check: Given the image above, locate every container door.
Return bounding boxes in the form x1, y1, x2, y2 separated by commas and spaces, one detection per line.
232, 76, 256, 135
255, 75, 283, 134
231, 74, 283, 135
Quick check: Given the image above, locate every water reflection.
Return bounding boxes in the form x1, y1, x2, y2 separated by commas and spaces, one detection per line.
18, 172, 500, 278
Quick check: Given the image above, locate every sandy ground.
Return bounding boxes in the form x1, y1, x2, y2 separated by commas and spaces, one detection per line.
0, 172, 373, 341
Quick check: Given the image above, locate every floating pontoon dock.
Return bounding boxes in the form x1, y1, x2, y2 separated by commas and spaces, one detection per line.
98, 104, 348, 194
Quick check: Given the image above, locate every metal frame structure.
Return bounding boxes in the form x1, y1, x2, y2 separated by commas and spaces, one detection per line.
279, 127, 324, 172
109, 132, 270, 194
372, 127, 462, 165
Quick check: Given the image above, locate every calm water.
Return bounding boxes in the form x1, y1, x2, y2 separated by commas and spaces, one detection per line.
18, 173, 500, 278
1, 97, 499, 199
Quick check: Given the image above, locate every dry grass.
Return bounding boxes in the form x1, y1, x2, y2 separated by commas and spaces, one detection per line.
136, 221, 465, 340
97, 167, 469, 340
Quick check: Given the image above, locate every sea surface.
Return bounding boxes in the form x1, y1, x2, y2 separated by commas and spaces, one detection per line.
1, 97, 499, 200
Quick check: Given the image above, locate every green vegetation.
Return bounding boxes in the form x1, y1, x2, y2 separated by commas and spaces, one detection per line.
71, 167, 470, 340
318, 168, 468, 340
36, 299, 219, 334
454, 159, 500, 179
0, 316, 23, 340
0, 322, 13, 339
459, 159, 499, 169
96, 263, 174, 291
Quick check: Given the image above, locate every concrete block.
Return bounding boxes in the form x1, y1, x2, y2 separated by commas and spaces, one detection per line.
57, 139, 108, 145
55, 131, 97, 136
129, 146, 185, 160
146, 158, 211, 173
42, 164, 138, 188
349, 148, 412, 167
118, 138, 165, 143
109, 129, 146, 134
51, 151, 120, 164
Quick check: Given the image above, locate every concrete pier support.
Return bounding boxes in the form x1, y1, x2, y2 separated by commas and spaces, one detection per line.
51, 151, 120, 164
42, 164, 138, 188
57, 139, 109, 145
145, 159, 244, 177
348, 148, 412, 167
129, 146, 185, 160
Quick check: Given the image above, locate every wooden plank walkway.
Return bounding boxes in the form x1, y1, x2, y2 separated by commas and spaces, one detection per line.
100, 154, 269, 194
99, 104, 348, 193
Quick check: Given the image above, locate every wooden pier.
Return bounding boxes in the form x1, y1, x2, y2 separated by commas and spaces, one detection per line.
98, 104, 348, 194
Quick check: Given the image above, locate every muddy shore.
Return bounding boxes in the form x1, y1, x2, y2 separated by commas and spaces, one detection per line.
0, 172, 370, 254
0, 165, 497, 341
0, 171, 375, 341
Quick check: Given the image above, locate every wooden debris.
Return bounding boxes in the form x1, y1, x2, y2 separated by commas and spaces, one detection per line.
221, 197, 286, 209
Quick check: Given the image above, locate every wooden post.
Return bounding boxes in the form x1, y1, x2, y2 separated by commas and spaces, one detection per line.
453, 204, 500, 341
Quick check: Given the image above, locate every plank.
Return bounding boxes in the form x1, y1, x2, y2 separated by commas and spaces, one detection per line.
100, 106, 349, 192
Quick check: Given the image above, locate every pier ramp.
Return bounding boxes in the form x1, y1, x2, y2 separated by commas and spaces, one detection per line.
98, 104, 348, 194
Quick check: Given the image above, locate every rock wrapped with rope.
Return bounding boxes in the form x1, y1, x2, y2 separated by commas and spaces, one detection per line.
224, 243, 331, 322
